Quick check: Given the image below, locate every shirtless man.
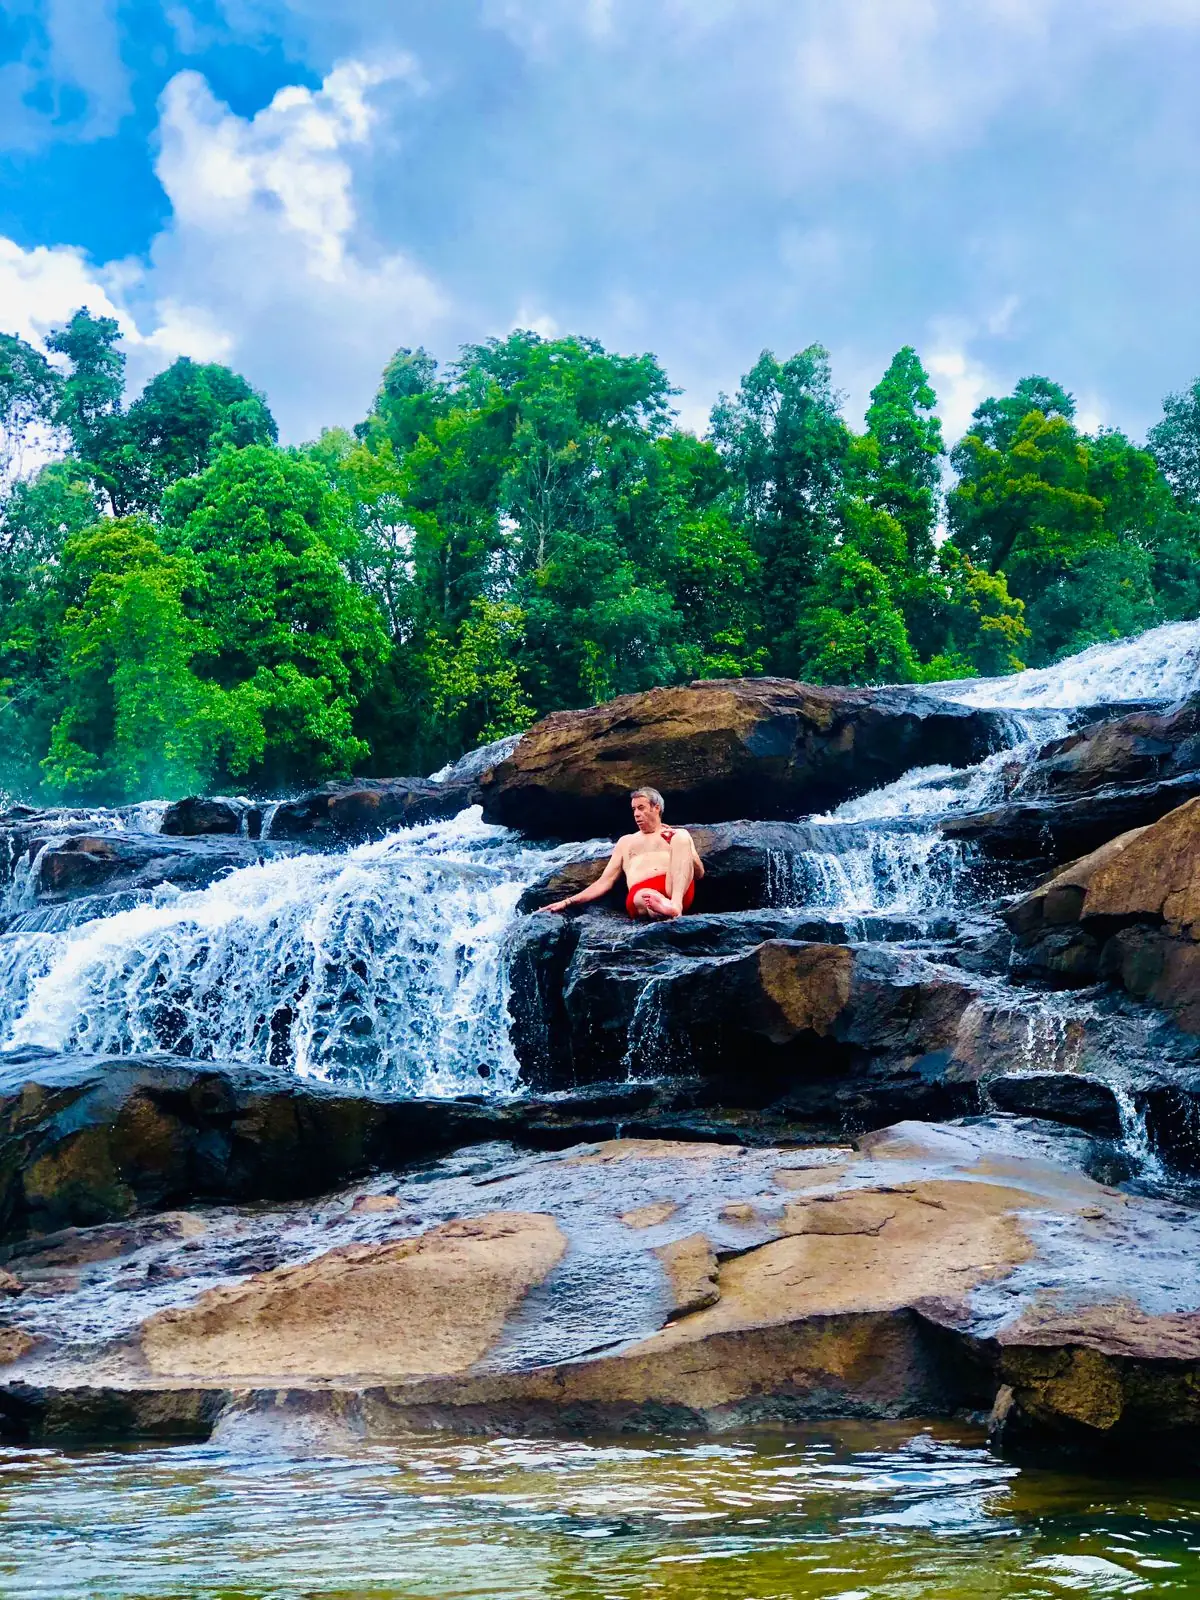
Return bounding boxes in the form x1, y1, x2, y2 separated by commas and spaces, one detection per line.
541, 787, 704, 920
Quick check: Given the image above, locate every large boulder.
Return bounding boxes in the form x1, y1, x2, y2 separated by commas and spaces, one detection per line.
1015, 694, 1200, 798
160, 797, 261, 838
25, 832, 274, 906
7, 1118, 1200, 1461
0, 1050, 507, 1239
944, 696, 1200, 868
479, 678, 1007, 839
266, 778, 475, 842
1004, 797, 1200, 1033
508, 911, 965, 1095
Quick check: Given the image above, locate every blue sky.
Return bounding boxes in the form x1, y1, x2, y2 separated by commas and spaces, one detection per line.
2, 0, 1199, 444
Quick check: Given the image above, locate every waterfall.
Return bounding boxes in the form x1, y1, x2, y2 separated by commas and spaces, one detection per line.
0, 813, 582, 1097
2, 620, 1199, 1100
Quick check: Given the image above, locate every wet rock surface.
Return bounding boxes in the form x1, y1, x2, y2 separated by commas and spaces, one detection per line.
160, 797, 261, 838
480, 678, 1008, 839
266, 778, 476, 842
4, 1117, 1200, 1461
0, 1049, 857, 1243
0, 823, 284, 923
1005, 798, 1200, 1038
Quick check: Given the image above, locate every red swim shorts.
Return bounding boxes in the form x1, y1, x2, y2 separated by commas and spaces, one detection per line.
625, 875, 696, 917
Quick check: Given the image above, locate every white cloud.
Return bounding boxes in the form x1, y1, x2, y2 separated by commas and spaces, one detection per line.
0, 0, 130, 149
927, 346, 995, 440
0, 57, 449, 441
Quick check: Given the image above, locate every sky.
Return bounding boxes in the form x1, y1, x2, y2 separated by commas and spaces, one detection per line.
1, 0, 1199, 445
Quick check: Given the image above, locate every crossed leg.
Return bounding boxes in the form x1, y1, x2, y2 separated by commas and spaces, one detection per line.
631, 833, 695, 920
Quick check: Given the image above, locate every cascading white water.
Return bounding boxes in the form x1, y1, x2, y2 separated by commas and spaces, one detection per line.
3, 621, 1199, 1098
935, 617, 1200, 711
776, 620, 1200, 915
0, 813, 585, 1097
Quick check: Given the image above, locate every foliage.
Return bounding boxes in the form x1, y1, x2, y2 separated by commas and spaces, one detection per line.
1, 308, 1198, 801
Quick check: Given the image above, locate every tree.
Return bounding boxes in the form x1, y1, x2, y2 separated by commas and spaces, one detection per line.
0, 331, 63, 485
792, 544, 917, 685
711, 346, 848, 676
860, 345, 945, 567
127, 357, 277, 499
426, 598, 535, 752
1149, 377, 1200, 508
44, 308, 144, 513
948, 379, 1179, 661
161, 446, 390, 787
40, 520, 263, 803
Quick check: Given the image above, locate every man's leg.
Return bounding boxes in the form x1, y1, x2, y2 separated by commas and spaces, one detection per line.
666, 831, 695, 914
631, 884, 677, 919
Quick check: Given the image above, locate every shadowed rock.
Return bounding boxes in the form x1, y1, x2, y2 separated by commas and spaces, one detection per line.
30, 833, 274, 904
266, 778, 476, 842
161, 797, 261, 838
480, 678, 1007, 839
1004, 798, 1200, 1034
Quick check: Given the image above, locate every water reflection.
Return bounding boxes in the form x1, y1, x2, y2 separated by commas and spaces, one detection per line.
1, 1425, 1198, 1597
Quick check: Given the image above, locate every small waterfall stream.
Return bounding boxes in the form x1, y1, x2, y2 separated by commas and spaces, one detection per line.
2, 620, 1200, 1109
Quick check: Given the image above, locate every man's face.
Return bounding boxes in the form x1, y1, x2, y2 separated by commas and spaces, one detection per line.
631, 795, 662, 833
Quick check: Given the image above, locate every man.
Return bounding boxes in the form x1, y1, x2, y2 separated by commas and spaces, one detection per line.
541, 787, 704, 919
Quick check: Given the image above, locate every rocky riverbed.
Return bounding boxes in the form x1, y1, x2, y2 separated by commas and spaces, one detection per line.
6, 623, 1200, 1461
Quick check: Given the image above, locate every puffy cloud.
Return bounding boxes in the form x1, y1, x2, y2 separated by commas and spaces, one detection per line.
143, 58, 447, 436
0, 0, 130, 149
0, 56, 448, 440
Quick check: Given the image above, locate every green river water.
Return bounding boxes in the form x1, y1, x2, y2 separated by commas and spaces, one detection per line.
3, 1424, 1198, 1598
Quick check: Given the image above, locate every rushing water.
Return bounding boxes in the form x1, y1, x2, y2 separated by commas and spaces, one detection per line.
2, 620, 1200, 1092
0, 813, 588, 1095
4, 1427, 1200, 1598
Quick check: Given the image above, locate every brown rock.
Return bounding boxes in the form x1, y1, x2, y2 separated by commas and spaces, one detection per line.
0, 1330, 34, 1365
1016, 695, 1200, 799
655, 1233, 720, 1319
141, 1213, 566, 1380
1004, 798, 1200, 1031
480, 678, 1005, 839
621, 1199, 678, 1229
1083, 796, 1200, 931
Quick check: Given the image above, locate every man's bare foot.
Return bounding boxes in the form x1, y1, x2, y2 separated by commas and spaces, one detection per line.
632, 887, 680, 919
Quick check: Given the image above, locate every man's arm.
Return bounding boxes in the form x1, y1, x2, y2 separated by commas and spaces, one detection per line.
540, 840, 626, 914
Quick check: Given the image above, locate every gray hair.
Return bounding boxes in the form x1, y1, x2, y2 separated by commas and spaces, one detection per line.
631, 787, 665, 813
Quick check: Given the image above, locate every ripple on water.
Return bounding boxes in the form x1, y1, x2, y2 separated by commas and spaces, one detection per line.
1, 1426, 1198, 1598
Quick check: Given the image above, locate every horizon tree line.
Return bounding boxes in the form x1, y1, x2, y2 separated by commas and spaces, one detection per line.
2, 310, 1199, 804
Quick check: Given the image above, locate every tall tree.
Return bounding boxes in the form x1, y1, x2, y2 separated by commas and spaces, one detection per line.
1149, 377, 1200, 508
162, 445, 390, 787
127, 357, 277, 499
0, 332, 63, 485
711, 346, 848, 676
860, 345, 945, 567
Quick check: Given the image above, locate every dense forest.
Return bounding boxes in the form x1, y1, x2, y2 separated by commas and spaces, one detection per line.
2, 311, 1200, 804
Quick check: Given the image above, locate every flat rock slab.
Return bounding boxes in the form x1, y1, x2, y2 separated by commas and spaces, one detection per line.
5, 1117, 1200, 1461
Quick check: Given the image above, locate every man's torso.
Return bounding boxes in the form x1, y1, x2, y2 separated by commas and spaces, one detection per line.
622, 829, 676, 889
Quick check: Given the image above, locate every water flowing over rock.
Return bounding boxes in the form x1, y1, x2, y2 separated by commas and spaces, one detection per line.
479, 678, 1010, 839
6, 1117, 1200, 1462
5, 622, 1200, 1463
1006, 797, 1200, 1035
